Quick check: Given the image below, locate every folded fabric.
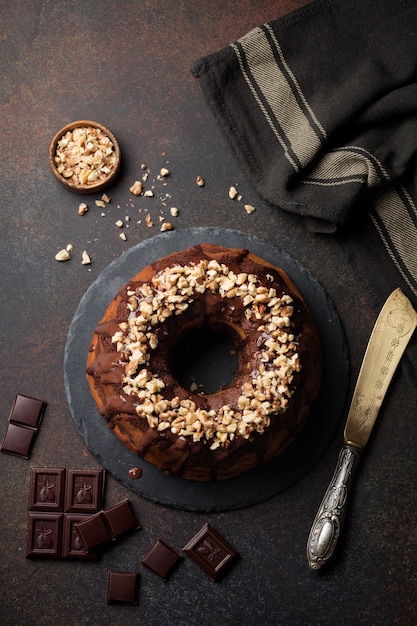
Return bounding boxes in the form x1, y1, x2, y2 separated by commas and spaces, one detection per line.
192, 0, 417, 392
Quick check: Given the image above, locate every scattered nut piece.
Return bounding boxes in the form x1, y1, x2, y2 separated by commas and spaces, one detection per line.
144, 190, 154, 197
141, 164, 147, 170
119, 232, 127, 241
115, 219, 124, 228
196, 175, 205, 187
55, 249, 71, 261
101, 193, 110, 203
130, 180, 143, 196
145, 214, 154, 227
66, 243, 73, 252
170, 207, 179, 217
78, 202, 88, 215
95, 199, 106, 208
160, 222, 174, 232
229, 186, 238, 199
244, 204, 256, 214
160, 167, 170, 177
81, 250, 91, 265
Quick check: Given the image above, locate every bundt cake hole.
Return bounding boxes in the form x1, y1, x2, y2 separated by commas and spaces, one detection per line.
168, 319, 240, 394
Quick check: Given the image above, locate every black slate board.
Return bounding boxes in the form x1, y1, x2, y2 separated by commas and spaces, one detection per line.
64, 228, 349, 512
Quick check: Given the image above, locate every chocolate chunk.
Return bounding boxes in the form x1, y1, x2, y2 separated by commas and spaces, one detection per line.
64, 468, 105, 513
74, 498, 140, 552
1, 394, 46, 459
62, 514, 100, 559
8, 394, 46, 429
102, 498, 140, 538
29, 467, 65, 511
26, 513, 63, 558
74, 511, 113, 551
106, 571, 140, 605
183, 523, 239, 581
141, 539, 183, 580
1, 423, 37, 459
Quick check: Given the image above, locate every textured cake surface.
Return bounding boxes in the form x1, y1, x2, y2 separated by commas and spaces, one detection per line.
86, 244, 322, 481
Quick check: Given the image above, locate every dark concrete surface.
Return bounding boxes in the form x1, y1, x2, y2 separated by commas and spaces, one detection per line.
1, 1, 416, 625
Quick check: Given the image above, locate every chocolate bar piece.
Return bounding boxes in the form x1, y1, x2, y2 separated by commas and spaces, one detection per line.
106, 571, 140, 605
183, 523, 239, 581
141, 539, 183, 580
26, 513, 63, 558
29, 467, 66, 511
62, 514, 99, 559
26, 466, 106, 559
1, 394, 46, 458
75, 498, 140, 552
64, 468, 105, 513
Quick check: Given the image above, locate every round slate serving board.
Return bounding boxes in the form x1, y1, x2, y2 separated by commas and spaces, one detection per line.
64, 228, 349, 512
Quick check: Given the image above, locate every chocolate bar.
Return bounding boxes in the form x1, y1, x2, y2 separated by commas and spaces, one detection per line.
141, 539, 183, 580
106, 571, 140, 605
1, 394, 46, 458
26, 467, 105, 559
75, 498, 140, 552
183, 523, 239, 581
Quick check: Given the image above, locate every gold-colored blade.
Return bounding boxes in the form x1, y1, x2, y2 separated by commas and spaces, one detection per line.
344, 288, 417, 449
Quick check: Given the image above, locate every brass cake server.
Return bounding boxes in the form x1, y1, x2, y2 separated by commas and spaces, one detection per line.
307, 288, 417, 571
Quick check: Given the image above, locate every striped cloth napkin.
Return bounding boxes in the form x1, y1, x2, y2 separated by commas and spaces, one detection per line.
192, 0, 417, 391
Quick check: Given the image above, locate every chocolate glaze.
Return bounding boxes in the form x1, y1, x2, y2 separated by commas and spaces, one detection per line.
86, 244, 322, 481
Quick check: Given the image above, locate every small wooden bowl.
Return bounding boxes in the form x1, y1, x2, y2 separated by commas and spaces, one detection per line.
49, 120, 121, 194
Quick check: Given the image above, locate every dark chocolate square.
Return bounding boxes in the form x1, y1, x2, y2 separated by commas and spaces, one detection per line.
64, 468, 105, 513
9, 394, 46, 429
102, 499, 139, 538
1, 423, 37, 459
141, 539, 182, 580
107, 571, 140, 605
26, 513, 63, 558
62, 514, 100, 559
74, 512, 112, 551
29, 467, 65, 511
183, 523, 239, 581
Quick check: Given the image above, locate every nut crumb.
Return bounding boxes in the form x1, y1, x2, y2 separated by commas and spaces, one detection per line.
160, 167, 170, 177
101, 193, 110, 203
81, 250, 91, 265
66, 243, 73, 252
55, 249, 71, 261
95, 199, 106, 208
130, 180, 143, 196
119, 232, 127, 241
145, 214, 154, 227
144, 190, 154, 197
160, 222, 174, 232
244, 204, 256, 214
78, 202, 88, 215
115, 219, 124, 228
196, 175, 205, 187
229, 186, 238, 199
170, 207, 179, 217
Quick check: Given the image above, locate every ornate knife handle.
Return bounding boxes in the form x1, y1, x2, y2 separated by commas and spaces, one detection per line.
307, 445, 361, 571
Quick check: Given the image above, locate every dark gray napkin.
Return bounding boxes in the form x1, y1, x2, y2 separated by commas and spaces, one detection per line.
192, 0, 417, 392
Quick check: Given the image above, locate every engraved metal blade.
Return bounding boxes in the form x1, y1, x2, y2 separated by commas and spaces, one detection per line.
307, 288, 417, 571
344, 288, 417, 449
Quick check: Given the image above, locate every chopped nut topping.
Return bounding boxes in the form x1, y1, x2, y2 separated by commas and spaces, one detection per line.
95, 199, 106, 208
144, 190, 154, 197
115, 259, 300, 448
78, 202, 88, 215
160, 167, 170, 177
196, 175, 205, 187
244, 204, 256, 214
170, 207, 179, 217
53, 126, 117, 187
115, 219, 124, 228
81, 250, 91, 265
160, 222, 174, 231
55, 249, 71, 261
229, 186, 238, 199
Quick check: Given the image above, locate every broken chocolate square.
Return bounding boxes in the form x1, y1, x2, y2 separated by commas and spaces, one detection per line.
1, 394, 46, 459
62, 514, 100, 559
1, 423, 37, 459
74, 511, 113, 551
183, 523, 239, 581
141, 539, 183, 580
107, 571, 140, 605
29, 467, 65, 511
26, 512, 63, 558
102, 498, 140, 538
8, 394, 46, 429
64, 468, 105, 513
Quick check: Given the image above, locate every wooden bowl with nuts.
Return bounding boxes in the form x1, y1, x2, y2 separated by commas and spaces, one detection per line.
49, 120, 121, 194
